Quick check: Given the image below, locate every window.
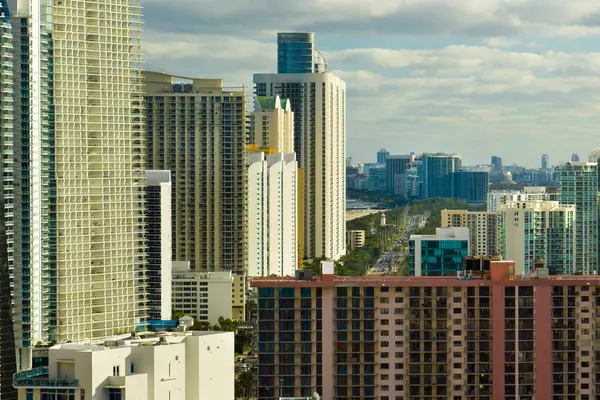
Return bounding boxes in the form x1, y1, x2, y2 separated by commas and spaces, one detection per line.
381, 363, 389, 369
395, 297, 403, 303
381, 330, 389, 336
381, 308, 389, 315
381, 352, 389, 358
112, 366, 120, 376
381, 319, 389, 325
381, 341, 390, 347
380, 297, 389, 304
381, 287, 389, 292
109, 389, 122, 400
381, 374, 389, 380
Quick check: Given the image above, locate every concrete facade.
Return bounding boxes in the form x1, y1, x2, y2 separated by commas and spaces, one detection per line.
171, 262, 234, 324
145, 170, 173, 321
498, 201, 576, 275
14, 331, 234, 400
247, 152, 298, 277
254, 71, 346, 261
441, 209, 498, 257
253, 266, 600, 400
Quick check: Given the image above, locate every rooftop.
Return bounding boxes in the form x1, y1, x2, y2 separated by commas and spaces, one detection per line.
251, 271, 600, 288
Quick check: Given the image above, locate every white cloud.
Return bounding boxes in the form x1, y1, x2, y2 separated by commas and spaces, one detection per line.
141, 1, 600, 166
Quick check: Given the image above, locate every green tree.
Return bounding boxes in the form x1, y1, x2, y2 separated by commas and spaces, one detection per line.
171, 311, 185, 320
398, 263, 410, 276
235, 370, 255, 400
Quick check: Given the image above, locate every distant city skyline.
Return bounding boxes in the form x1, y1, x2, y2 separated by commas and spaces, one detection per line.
142, 0, 600, 167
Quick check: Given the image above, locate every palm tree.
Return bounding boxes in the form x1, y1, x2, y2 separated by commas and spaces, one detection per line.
235, 370, 255, 400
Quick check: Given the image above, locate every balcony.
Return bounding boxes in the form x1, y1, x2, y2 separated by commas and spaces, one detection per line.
13, 367, 79, 388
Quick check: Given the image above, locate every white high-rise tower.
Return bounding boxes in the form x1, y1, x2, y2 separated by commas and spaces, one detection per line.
254, 33, 346, 260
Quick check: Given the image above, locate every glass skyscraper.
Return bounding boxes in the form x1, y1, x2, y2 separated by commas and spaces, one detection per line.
453, 170, 489, 205
277, 32, 327, 74
418, 153, 462, 199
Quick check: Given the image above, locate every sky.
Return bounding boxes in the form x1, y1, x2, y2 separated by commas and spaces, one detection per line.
142, 0, 600, 168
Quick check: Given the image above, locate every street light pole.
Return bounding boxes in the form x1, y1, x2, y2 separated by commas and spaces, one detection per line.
279, 377, 283, 399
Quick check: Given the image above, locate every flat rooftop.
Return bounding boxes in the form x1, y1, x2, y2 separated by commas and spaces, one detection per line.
251, 274, 600, 288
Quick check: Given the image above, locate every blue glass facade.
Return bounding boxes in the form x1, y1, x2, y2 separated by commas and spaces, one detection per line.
452, 170, 489, 205
277, 32, 326, 74
409, 239, 469, 276
417, 153, 462, 199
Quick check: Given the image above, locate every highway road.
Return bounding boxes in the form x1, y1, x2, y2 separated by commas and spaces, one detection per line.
367, 211, 430, 276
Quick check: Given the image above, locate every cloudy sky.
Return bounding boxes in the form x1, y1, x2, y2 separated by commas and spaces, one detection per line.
143, 0, 600, 167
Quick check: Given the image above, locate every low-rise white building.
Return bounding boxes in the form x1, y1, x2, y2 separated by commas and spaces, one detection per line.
171, 261, 235, 324
14, 331, 234, 400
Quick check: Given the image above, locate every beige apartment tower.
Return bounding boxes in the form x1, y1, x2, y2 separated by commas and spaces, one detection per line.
253, 95, 294, 153
144, 71, 247, 276
441, 209, 499, 256
7, 0, 146, 369
254, 72, 346, 261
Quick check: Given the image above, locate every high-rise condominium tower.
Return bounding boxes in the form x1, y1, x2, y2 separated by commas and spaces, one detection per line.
144, 71, 247, 274
6, 0, 145, 368
498, 201, 575, 275
441, 210, 499, 257
253, 95, 294, 153
0, 2, 17, 396
247, 152, 298, 277
541, 153, 549, 170
559, 162, 598, 274
491, 155, 502, 172
254, 33, 346, 260
377, 148, 389, 166
144, 171, 172, 321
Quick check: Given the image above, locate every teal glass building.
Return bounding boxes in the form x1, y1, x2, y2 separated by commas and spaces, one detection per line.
409, 228, 470, 276
277, 32, 327, 74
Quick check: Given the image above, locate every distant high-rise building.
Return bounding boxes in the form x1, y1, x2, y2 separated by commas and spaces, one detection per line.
145, 71, 247, 274
8, 0, 146, 368
441, 210, 499, 257
409, 227, 470, 276
588, 148, 600, 189
452, 170, 489, 205
571, 153, 580, 162
247, 152, 298, 277
487, 187, 559, 212
366, 165, 386, 192
491, 156, 502, 171
418, 153, 462, 198
253, 96, 294, 154
255, 33, 346, 261
377, 148, 389, 165
559, 162, 598, 274
144, 171, 173, 321
498, 201, 575, 275
277, 32, 327, 74
386, 155, 413, 195
541, 153, 549, 170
